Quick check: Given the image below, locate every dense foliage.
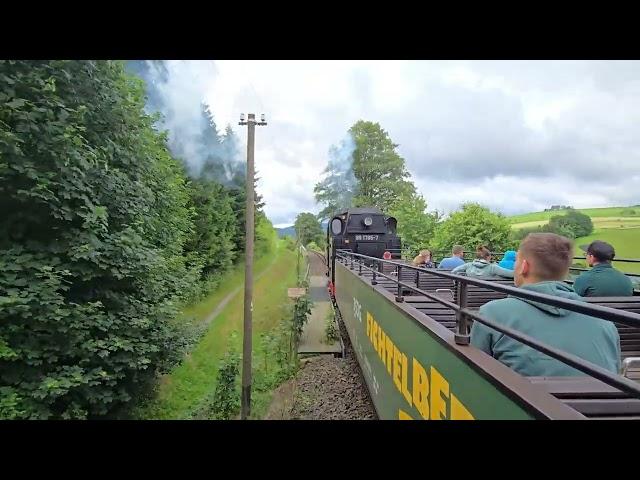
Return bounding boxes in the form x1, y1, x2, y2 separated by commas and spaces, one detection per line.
0, 60, 275, 419
314, 120, 439, 251
294, 212, 324, 247
388, 193, 439, 254
431, 203, 516, 254
208, 345, 241, 420
515, 209, 594, 240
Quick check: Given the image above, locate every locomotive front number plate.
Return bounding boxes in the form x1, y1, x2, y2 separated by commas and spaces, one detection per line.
355, 234, 379, 241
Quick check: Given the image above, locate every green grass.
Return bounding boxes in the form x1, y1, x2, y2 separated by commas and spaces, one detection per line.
508, 206, 640, 224
138, 240, 298, 419
573, 228, 640, 274
508, 205, 640, 275
512, 216, 640, 231
179, 255, 271, 326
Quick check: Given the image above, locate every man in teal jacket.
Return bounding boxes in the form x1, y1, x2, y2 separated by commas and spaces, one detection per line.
452, 245, 514, 278
573, 240, 633, 297
471, 233, 621, 377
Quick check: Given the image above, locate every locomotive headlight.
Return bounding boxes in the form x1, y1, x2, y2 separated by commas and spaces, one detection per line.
363, 216, 373, 227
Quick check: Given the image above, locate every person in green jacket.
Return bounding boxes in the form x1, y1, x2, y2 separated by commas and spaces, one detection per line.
573, 240, 634, 297
471, 233, 621, 377
451, 245, 514, 279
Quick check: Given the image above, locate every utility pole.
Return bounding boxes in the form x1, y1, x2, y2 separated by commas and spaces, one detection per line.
238, 113, 267, 420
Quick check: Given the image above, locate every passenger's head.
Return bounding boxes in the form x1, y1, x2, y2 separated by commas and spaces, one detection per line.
475, 245, 491, 261
503, 250, 517, 262
452, 245, 464, 258
419, 249, 432, 260
580, 240, 615, 267
515, 233, 573, 286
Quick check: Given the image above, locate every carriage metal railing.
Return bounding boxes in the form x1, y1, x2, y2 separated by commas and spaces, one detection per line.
335, 249, 640, 399
427, 250, 640, 278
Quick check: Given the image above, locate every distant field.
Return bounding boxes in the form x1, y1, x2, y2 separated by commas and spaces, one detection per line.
509, 206, 640, 224
512, 216, 640, 231
573, 228, 640, 274
508, 206, 640, 274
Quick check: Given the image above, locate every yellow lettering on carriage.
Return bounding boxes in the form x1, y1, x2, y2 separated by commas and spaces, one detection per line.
362, 306, 474, 420
430, 366, 450, 420
412, 358, 429, 420
377, 327, 386, 364
398, 409, 414, 420
393, 344, 403, 394
451, 394, 475, 420
401, 353, 412, 406
385, 335, 394, 374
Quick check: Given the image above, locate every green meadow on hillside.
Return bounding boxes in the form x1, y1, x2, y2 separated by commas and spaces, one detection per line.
509, 206, 640, 224
508, 206, 640, 275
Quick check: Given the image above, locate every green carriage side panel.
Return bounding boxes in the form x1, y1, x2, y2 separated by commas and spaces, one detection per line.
335, 263, 537, 420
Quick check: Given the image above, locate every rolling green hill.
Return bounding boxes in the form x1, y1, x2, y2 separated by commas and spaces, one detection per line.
509, 206, 640, 224
507, 205, 640, 274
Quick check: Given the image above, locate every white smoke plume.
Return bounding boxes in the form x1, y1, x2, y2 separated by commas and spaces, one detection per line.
315, 133, 358, 219
135, 60, 244, 181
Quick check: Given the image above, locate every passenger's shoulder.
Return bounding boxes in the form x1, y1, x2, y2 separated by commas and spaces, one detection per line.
479, 297, 517, 315
602, 319, 621, 337
573, 272, 588, 286
575, 270, 590, 280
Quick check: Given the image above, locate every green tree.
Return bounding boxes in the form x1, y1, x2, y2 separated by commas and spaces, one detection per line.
388, 193, 438, 253
255, 214, 277, 258
514, 225, 543, 240
314, 121, 416, 219
220, 124, 245, 184
432, 203, 516, 254
0, 60, 196, 419
518, 209, 595, 241
350, 120, 415, 210
548, 209, 593, 238
294, 212, 324, 247
228, 173, 267, 258
184, 178, 237, 284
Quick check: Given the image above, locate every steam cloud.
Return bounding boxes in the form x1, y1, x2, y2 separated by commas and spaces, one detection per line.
128, 60, 244, 183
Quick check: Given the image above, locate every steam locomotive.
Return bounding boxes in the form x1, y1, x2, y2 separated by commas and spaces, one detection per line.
325, 207, 401, 287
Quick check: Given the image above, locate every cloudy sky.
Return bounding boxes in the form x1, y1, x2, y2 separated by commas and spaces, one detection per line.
198, 60, 640, 227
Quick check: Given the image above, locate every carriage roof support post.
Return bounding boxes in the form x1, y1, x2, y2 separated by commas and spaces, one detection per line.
455, 279, 470, 345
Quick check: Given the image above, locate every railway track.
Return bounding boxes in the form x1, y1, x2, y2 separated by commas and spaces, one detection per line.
293, 249, 377, 419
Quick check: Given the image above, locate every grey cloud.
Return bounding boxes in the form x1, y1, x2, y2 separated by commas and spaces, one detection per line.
209, 61, 640, 223
380, 68, 640, 183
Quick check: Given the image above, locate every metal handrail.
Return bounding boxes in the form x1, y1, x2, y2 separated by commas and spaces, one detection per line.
340, 251, 640, 328
429, 251, 640, 284
432, 249, 640, 264
335, 250, 640, 398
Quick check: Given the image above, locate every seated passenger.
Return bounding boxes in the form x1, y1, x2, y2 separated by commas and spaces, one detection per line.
412, 249, 435, 268
498, 250, 516, 270
573, 240, 634, 297
451, 245, 514, 278
438, 244, 466, 269
471, 233, 621, 377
